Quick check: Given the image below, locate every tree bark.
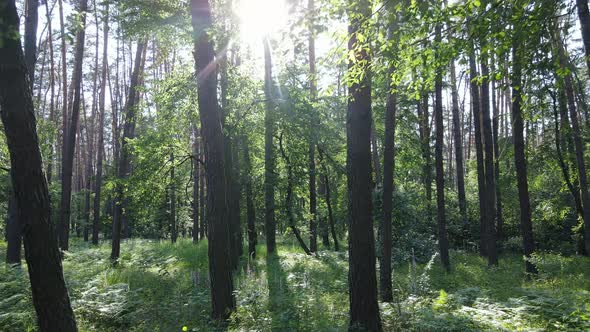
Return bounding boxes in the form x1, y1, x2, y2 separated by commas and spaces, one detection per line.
191, 0, 235, 320
244, 138, 257, 258
111, 40, 146, 261
6, 191, 21, 264
93, 1, 108, 245
170, 151, 177, 243
577, 0, 590, 76
192, 126, 200, 244
434, 23, 450, 272
279, 133, 312, 255
59, 0, 88, 251
512, 34, 537, 274
263, 37, 277, 254
45, 0, 56, 184
346, 1, 382, 329
0, 2, 77, 328
24, 0, 39, 89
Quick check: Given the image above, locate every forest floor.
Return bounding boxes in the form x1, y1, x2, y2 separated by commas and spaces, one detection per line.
1, 238, 589, 331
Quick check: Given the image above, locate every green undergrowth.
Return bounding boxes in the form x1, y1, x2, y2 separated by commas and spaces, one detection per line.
1, 239, 589, 331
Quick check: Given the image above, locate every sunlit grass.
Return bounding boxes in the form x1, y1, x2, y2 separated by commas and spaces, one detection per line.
1, 239, 589, 331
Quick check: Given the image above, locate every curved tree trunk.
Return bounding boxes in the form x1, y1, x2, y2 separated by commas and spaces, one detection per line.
0, 2, 77, 329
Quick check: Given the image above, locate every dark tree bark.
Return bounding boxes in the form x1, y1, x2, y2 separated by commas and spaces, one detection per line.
371, 119, 382, 187
170, 152, 177, 243
111, 40, 146, 261
491, 58, 503, 241
244, 138, 257, 259
192, 126, 200, 244
24, 0, 39, 89
0, 2, 77, 329
450, 59, 467, 227
511, 35, 537, 274
308, 0, 318, 253
346, 1, 382, 329
191, 0, 235, 320
434, 23, 450, 272
93, 1, 108, 245
556, 33, 590, 255
480, 48, 499, 266
45, 0, 56, 184
577, 0, 590, 75
263, 37, 277, 254
6, 191, 21, 264
469, 47, 490, 259
279, 133, 312, 255
379, 11, 398, 302
317, 146, 339, 251
417, 92, 432, 207
59, 0, 88, 251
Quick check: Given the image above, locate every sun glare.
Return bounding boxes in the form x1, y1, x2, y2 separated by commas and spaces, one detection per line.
234, 0, 289, 45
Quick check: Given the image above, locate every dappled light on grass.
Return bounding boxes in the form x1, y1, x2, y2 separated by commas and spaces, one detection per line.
1, 240, 590, 331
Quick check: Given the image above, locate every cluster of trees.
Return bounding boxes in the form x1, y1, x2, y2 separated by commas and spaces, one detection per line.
2, 0, 590, 330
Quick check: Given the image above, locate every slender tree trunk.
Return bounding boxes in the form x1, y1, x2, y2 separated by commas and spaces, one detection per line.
24, 0, 39, 89
379, 11, 398, 302
346, 1, 382, 329
556, 32, 590, 255
45, 0, 56, 184
192, 126, 200, 244
512, 34, 537, 274
371, 119, 382, 187
480, 47, 499, 266
0, 2, 77, 328
170, 151, 177, 243
111, 40, 146, 261
434, 23, 450, 272
279, 133, 312, 255
450, 60, 467, 227
244, 138, 257, 258
93, 1, 108, 245
59, 0, 88, 251
577, 0, 590, 76
469, 47, 489, 258
263, 37, 277, 254
417, 93, 432, 208
491, 59, 503, 241
308, 0, 318, 252
191, 0, 235, 320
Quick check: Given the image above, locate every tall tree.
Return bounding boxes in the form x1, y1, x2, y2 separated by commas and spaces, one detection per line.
111, 40, 146, 261
191, 0, 235, 320
24, 0, 39, 88
512, 21, 536, 274
308, 0, 318, 252
0, 1, 77, 329
346, 0, 382, 329
59, 0, 88, 251
244, 137, 257, 258
576, 0, 590, 75
93, 1, 109, 245
450, 58, 467, 226
263, 37, 277, 254
434, 22, 450, 271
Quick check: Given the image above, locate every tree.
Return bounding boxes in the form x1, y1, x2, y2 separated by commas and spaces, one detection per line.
24, 0, 38, 88
0, 1, 77, 329
511, 19, 536, 274
191, 0, 235, 320
308, 0, 318, 253
59, 0, 88, 251
346, 0, 382, 329
263, 37, 277, 254
576, 0, 590, 75
434, 22, 450, 272
111, 40, 146, 261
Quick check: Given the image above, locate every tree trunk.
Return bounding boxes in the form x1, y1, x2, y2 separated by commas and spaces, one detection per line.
170, 151, 177, 243
450, 59, 467, 227
577, 0, 590, 75
45, 0, 56, 184
6, 191, 21, 264
59, 0, 88, 251
279, 133, 312, 255
308, 0, 318, 252
93, 1, 109, 245
263, 37, 277, 254
24, 0, 39, 89
491, 58, 504, 241
192, 126, 200, 244
512, 34, 537, 274
346, 1, 382, 329
244, 138, 257, 258
191, 0, 235, 320
556, 32, 590, 255
417, 93, 432, 208
0, 2, 77, 328
480, 47, 499, 266
111, 40, 146, 261
434, 23, 450, 272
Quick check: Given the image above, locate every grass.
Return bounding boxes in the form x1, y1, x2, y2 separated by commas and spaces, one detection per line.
1, 239, 589, 331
